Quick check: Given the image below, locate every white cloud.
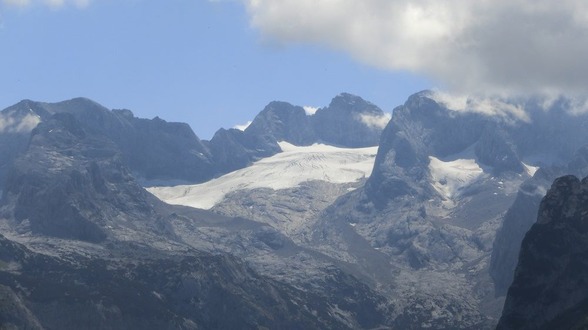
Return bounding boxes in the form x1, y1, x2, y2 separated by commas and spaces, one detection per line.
233, 120, 252, 131
564, 97, 588, 116
429, 90, 530, 123
428, 91, 468, 112
244, 0, 588, 97
358, 113, 391, 129
0, 113, 41, 133
2, 0, 90, 8
303, 106, 318, 116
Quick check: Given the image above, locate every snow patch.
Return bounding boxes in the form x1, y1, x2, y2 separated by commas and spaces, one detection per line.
428, 156, 484, 199
148, 142, 377, 209
522, 162, 539, 177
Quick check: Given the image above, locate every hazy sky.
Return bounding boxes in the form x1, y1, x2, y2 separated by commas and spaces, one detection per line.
0, 0, 429, 139
2, 1, 587, 138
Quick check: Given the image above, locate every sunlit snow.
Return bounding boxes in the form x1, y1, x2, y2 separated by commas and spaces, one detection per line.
148, 142, 377, 209
522, 162, 539, 177
428, 156, 484, 199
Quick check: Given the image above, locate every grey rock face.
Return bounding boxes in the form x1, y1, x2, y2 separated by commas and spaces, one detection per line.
0, 231, 386, 330
367, 91, 588, 210
0, 284, 43, 330
242, 93, 386, 148
51, 98, 215, 182
0, 98, 215, 187
211, 180, 363, 240
489, 168, 557, 295
245, 101, 316, 145
0, 100, 46, 189
496, 175, 588, 330
490, 145, 588, 295
365, 91, 488, 208
0, 113, 171, 243
475, 125, 524, 173
208, 127, 281, 174
206, 93, 388, 174
313, 93, 387, 147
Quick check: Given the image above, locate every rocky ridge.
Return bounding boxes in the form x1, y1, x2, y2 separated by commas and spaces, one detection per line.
0, 93, 386, 190
208, 93, 388, 173
0, 100, 391, 329
496, 175, 588, 329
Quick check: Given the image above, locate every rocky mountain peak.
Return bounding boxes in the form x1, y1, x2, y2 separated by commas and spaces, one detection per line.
474, 124, 524, 173
326, 92, 381, 114
206, 93, 387, 175
245, 101, 315, 146
536, 175, 588, 227
312, 93, 387, 147
0, 113, 173, 243
496, 174, 588, 329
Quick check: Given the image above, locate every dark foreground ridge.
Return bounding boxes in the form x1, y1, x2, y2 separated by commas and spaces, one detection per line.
497, 175, 588, 329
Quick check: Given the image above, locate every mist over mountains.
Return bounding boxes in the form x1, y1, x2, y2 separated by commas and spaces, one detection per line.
1, 90, 588, 328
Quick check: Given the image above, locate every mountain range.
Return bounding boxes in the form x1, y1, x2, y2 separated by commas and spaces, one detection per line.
1, 91, 588, 328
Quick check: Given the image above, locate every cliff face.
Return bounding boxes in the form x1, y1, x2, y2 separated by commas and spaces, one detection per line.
490, 146, 588, 295
312, 93, 387, 147
496, 175, 588, 330
0, 98, 215, 186
0, 113, 167, 243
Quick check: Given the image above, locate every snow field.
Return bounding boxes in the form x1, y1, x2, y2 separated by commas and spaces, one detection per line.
147, 142, 378, 209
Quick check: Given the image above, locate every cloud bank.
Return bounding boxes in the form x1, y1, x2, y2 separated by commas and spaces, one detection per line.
2, 0, 90, 9
358, 112, 391, 129
245, 0, 588, 96
233, 120, 252, 131
429, 91, 530, 123
303, 106, 318, 116
0, 113, 41, 133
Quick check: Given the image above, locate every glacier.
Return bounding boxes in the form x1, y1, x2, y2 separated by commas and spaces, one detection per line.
148, 141, 378, 209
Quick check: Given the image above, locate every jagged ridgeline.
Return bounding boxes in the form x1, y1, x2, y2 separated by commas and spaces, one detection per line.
496, 175, 588, 330
0, 94, 390, 329
3, 91, 588, 329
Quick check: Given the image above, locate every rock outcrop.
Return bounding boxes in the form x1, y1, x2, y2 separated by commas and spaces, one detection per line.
0, 98, 215, 186
313, 93, 387, 147
490, 145, 588, 295
496, 175, 588, 329
0, 113, 169, 243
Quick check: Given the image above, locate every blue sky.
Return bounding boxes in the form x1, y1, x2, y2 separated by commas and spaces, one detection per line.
0, 1, 429, 139
3, 1, 587, 139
